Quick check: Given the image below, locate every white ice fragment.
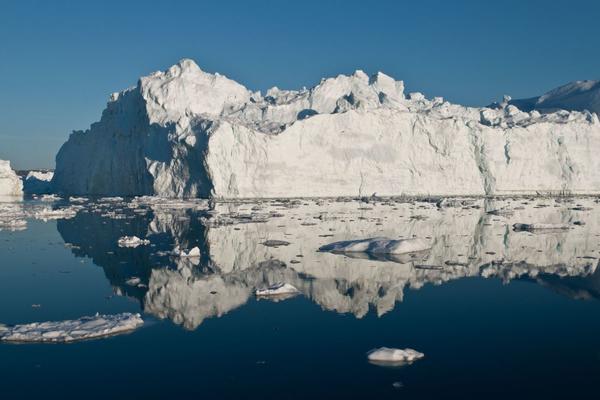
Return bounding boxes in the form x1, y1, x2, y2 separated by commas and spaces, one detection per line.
255, 283, 300, 297
125, 277, 142, 286
174, 246, 201, 257
118, 236, 150, 248
367, 347, 424, 363
319, 237, 431, 255
0, 313, 143, 343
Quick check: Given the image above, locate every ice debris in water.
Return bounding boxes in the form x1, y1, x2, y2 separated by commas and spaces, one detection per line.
0, 312, 143, 343
367, 347, 424, 363
255, 283, 300, 297
513, 223, 571, 232
174, 246, 201, 257
319, 237, 431, 255
118, 236, 150, 248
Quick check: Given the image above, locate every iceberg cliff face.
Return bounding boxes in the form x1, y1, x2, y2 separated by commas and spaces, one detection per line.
0, 160, 23, 198
53, 59, 600, 198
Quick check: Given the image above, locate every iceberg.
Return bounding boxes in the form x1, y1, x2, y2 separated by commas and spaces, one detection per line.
0, 160, 23, 198
367, 347, 424, 363
24, 170, 54, 195
52, 59, 600, 199
0, 312, 143, 343
508, 80, 600, 116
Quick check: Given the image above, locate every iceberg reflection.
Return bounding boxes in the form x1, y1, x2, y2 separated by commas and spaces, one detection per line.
56, 197, 600, 330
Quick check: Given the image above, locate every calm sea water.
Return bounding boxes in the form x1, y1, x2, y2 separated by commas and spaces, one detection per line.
1, 197, 600, 399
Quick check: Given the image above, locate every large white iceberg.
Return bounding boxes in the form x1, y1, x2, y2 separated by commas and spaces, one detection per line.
0, 160, 23, 198
52, 59, 600, 198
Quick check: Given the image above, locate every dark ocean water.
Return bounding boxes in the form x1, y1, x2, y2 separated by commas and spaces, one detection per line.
1, 197, 600, 399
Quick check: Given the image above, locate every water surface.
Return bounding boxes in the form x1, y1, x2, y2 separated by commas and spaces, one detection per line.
2, 196, 600, 398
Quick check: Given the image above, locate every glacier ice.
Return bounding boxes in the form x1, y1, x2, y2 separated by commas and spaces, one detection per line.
52, 59, 600, 198
0, 312, 143, 343
0, 160, 23, 198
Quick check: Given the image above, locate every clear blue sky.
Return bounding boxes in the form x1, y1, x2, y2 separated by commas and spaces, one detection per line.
1, 0, 599, 169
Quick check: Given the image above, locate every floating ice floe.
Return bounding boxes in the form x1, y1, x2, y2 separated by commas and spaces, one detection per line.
255, 283, 300, 297
118, 236, 150, 248
367, 347, 424, 365
0, 312, 143, 343
319, 237, 431, 255
513, 223, 571, 232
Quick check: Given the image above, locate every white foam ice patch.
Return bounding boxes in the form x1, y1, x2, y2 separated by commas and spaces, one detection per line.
367, 347, 424, 363
118, 236, 150, 248
319, 237, 431, 255
255, 283, 300, 297
0, 312, 143, 343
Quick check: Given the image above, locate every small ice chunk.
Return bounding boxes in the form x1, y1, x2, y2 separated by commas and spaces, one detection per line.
125, 277, 142, 286
174, 246, 201, 257
0, 313, 143, 343
319, 237, 431, 255
367, 347, 424, 363
118, 236, 150, 248
255, 283, 299, 297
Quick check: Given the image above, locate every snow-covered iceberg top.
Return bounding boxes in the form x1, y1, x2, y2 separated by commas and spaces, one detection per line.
0, 160, 23, 198
0, 312, 143, 343
53, 59, 600, 198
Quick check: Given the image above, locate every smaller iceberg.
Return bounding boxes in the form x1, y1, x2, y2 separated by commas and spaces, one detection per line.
0, 312, 143, 343
319, 237, 431, 255
367, 347, 424, 366
24, 170, 54, 195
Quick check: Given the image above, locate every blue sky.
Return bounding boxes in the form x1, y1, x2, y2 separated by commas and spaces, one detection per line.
1, 0, 599, 169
